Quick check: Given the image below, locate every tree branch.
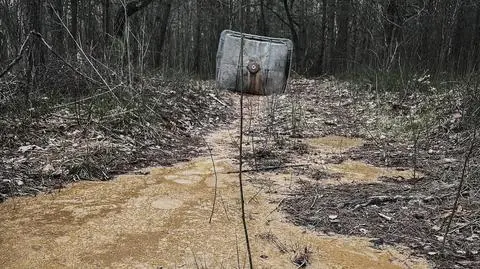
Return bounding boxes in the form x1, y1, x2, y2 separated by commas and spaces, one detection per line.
31, 31, 101, 85
265, 4, 300, 28
282, 0, 299, 45
114, 0, 157, 37
0, 32, 31, 79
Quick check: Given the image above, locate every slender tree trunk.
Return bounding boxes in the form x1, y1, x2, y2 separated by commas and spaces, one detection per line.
351, 4, 360, 72
131, 13, 140, 66
51, 0, 65, 56
383, 0, 403, 70
323, 0, 335, 74
153, 0, 172, 68
314, 0, 327, 74
103, 0, 111, 43
282, 0, 305, 71
384, 0, 397, 48
70, 0, 78, 52
86, 0, 95, 49
24, 0, 44, 103
0, 30, 6, 62
25, 0, 44, 64
282, 0, 298, 50
439, 0, 461, 72
193, 0, 201, 74
420, 0, 435, 72
258, 0, 268, 36
451, 1, 465, 73
244, 0, 251, 31
335, 0, 351, 73
0, 4, 14, 60
473, 4, 480, 71
465, 5, 479, 73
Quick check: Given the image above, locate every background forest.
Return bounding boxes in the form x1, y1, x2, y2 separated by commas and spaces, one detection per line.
2, 0, 480, 79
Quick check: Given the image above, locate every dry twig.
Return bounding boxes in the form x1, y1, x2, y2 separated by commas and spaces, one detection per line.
442, 129, 477, 254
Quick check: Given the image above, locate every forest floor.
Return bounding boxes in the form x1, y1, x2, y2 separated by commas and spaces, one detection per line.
0, 78, 235, 201
0, 77, 478, 268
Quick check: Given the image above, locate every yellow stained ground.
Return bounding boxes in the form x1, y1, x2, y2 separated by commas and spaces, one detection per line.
325, 160, 419, 184
0, 157, 429, 269
0, 98, 430, 268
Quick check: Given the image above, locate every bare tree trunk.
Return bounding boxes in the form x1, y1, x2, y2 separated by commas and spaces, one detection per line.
103, 0, 111, 43
323, 0, 335, 74
258, 0, 268, 36
384, 0, 397, 48
86, 0, 95, 49
70, 0, 78, 52
193, 0, 201, 74
450, 1, 466, 73
313, 0, 327, 74
50, 0, 65, 56
131, 13, 140, 66
244, 0, 251, 31
439, 0, 461, 72
351, 4, 360, 72
0, 31, 6, 62
25, 0, 44, 64
24, 0, 45, 103
473, 4, 480, 71
419, 0, 436, 72
282, 0, 305, 71
153, 0, 172, 68
0, 3, 16, 60
335, 0, 351, 73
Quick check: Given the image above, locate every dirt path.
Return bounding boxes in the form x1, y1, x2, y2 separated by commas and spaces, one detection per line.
0, 90, 431, 268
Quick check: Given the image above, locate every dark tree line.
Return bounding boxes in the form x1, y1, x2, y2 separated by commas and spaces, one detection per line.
1, 0, 480, 79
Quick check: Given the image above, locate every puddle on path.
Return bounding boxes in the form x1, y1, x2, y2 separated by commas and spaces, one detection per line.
304, 135, 418, 184
0, 157, 429, 269
305, 135, 364, 153
325, 160, 418, 184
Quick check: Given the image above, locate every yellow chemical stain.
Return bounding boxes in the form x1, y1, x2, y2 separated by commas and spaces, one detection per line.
306, 135, 364, 153
326, 160, 420, 184
0, 157, 430, 269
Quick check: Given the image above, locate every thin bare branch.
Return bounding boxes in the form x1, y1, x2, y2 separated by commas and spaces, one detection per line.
442, 129, 477, 253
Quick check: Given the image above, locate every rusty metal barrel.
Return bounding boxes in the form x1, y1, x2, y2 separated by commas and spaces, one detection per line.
216, 30, 293, 95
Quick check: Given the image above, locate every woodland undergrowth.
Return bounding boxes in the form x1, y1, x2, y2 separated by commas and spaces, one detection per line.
0, 60, 233, 201
278, 71, 479, 269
